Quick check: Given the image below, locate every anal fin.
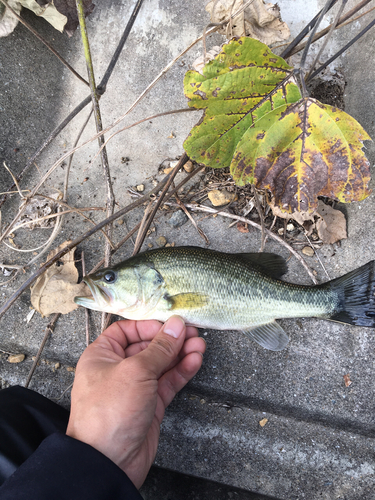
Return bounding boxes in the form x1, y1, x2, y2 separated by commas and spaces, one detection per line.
241, 322, 289, 351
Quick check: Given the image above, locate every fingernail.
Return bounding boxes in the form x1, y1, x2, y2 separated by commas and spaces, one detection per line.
163, 316, 185, 339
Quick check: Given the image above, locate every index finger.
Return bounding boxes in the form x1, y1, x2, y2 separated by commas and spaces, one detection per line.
101, 319, 164, 352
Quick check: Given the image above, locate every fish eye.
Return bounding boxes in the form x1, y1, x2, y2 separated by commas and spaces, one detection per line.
103, 271, 116, 283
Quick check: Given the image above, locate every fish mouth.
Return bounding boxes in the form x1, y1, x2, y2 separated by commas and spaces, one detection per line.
74, 278, 113, 309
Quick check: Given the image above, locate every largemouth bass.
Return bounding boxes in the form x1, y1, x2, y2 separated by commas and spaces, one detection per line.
75, 246, 375, 351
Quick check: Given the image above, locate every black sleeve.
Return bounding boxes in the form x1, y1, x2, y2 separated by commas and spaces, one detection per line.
0, 433, 143, 500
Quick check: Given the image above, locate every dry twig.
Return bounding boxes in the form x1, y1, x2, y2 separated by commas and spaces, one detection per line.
24, 313, 61, 388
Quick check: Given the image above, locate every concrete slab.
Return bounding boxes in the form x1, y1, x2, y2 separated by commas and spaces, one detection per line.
1, 1, 375, 498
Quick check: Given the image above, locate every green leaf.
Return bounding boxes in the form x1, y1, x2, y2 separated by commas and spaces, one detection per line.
184, 37, 372, 214
183, 37, 301, 168
231, 98, 371, 213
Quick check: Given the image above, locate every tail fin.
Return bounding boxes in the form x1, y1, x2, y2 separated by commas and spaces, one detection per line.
328, 261, 375, 327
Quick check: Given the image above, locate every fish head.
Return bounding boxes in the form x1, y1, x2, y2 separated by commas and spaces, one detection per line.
74, 261, 166, 319
74, 265, 140, 316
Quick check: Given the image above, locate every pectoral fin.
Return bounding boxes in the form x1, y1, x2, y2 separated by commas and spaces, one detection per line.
241, 322, 289, 351
168, 292, 209, 311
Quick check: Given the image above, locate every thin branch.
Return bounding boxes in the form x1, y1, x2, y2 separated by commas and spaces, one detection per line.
0, 0, 89, 87
299, 0, 333, 96
177, 202, 318, 284
81, 251, 90, 347
307, 17, 375, 82
304, 234, 330, 279
305, 0, 349, 81
281, 0, 338, 59
0, 0, 145, 207
132, 201, 154, 254
252, 187, 265, 252
53, 382, 73, 402
64, 108, 94, 202
174, 190, 209, 244
24, 313, 61, 388
131, 154, 189, 255
3, 162, 24, 198
288, 0, 373, 57
0, 174, 174, 319
76, 0, 115, 268
97, 0, 145, 94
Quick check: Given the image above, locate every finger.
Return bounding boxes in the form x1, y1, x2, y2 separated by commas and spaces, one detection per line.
185, 326, 199, 339
151, 336, 206, 375
157, 351, 204, 410
124, 340, 151, 357
179, 336, 206, 359
134, 316, 186, 378
101, 319, 163, 349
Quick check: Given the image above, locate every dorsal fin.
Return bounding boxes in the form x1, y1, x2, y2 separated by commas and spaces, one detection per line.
238, 253, 288, 279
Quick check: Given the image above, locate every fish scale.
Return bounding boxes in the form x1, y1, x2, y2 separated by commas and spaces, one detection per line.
75, 246, 375, 351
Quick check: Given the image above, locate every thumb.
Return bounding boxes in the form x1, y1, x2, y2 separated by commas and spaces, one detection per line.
135, 316, 186, 379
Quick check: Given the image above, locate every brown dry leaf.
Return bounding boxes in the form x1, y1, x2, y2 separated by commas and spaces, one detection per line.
205, 0, 290, 44
269, 199, 347, 244
30, 241, 89, 317
236, 221, 249, 233
315, 201, 347, 245
269, 199, 315, 226
343, 373, 352, 387
7, 354, 25, 363
19, 193, 61, 229
259, 418, 268, 427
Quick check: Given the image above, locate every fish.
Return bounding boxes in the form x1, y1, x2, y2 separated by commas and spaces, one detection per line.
74, 246, 375, 351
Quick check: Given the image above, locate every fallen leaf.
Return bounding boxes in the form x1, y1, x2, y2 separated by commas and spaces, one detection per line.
53, 0, 95, 35
269, 198, 315, 226
208, 189, 237, 206
259, 418, 268, 427
8, 354, 25, 363
0, 0, 94, 37
315, 201, 347, 245
20, 193, 61, 229
236, 221, 249, 233
343, 373, 352, 387
30, 241, 89, 317
205, 0, 290, 44
302, 246, 314, 257
0, 0, 22, 38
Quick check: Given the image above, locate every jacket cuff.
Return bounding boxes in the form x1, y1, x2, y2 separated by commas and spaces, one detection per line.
0, 433, 143, 499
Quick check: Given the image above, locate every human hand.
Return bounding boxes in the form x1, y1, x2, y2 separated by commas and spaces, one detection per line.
66, 316, 205, 488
